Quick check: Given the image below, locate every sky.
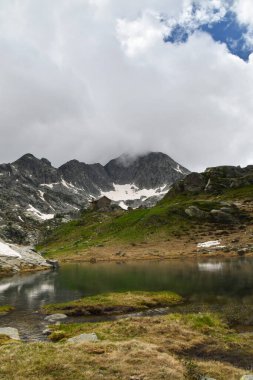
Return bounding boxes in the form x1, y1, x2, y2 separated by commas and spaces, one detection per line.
0, 0, 253, 171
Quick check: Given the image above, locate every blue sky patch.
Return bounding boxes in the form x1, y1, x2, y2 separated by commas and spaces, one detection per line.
164, 9, 252, 61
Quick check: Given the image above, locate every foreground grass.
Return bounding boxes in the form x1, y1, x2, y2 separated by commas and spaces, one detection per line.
43, 291, 183, 316
0, 305, 14, 315
1, 312, 252, 380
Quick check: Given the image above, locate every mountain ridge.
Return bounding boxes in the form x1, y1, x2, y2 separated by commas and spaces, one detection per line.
0, 151, 189, 244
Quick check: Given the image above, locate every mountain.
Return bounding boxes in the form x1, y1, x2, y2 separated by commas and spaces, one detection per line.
105, 152, 188, 188
0, 152, 189, 244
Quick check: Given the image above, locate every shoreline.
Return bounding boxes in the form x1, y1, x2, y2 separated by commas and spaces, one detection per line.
48, 230, 253, 264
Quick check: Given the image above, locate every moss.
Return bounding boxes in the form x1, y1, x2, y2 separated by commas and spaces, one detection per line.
43, 291, 183, 316
168, 312, 227, 334
49, 330, 67, 343
0, 305, 14, 315
0, 335, 15, 346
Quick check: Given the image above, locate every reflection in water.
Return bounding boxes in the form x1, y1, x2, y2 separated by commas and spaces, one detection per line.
198, 262, 224, 272
0, 257, 253, 340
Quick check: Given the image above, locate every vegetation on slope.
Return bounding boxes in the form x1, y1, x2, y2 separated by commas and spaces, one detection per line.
38, 183, 252, 260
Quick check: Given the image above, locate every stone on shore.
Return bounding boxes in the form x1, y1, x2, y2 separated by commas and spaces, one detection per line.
0, 239, 53, 274
0, 327, 20, 340
67, 333, 99, 344
44, 313, 68, 323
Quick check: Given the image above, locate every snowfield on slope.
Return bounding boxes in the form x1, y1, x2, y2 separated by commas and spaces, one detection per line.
26, 205, 54, 221
101, 183, 168, 202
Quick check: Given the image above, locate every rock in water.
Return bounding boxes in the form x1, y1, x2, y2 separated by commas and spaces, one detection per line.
67, 333, 99, 344
0, 327, 20, 340
44, 314, 68, 323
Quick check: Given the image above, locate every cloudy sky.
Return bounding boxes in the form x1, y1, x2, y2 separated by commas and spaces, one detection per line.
0, 0, 253, 171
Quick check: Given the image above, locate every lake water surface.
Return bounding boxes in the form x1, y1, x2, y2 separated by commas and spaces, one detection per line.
0, 258, 253, 340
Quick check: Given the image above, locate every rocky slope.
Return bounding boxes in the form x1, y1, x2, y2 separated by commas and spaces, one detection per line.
167, 164, 253, 196
0, 152, 189, 244
0, 239, 52, 274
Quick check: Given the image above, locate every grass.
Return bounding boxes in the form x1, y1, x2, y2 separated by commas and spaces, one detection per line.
0, 312, 251, 379
0, 305, 14, 315
48, 312, 227, 343
42, 291, 183, 316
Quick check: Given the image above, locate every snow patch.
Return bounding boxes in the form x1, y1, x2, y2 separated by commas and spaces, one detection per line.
40, 183, 57, 189
119, 201, 128, 210
38, 190, 45, 201
174, 164, 184, 174
61, 178, 71, 189
27, 205, 54, 220
0, 241, 21, 258
197, 240, 221, 248
101, 183, 168, 202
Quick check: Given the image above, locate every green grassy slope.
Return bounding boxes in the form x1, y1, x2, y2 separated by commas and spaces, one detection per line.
37, 185, 252, 258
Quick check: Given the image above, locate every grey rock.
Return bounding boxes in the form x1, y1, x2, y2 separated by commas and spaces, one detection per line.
46, 259, 59, 269
169, 164, 253, 197
240, 376, 253, 380
185, 206, 209, 220
210, 210, 235, 224
67, 333, 99, 344
0, 327, 20, 340
0, 240, 51, 273
237, 248, 249, 256
45, 313, 68, 322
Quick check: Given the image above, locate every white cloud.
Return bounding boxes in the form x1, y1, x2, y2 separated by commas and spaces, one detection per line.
116, 10, 169, 57
234, 0, 253, 26
234, 0, 253, 49
0, 0, 252, 172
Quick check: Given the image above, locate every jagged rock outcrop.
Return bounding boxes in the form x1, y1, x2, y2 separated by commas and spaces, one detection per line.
168, 165, 253, 197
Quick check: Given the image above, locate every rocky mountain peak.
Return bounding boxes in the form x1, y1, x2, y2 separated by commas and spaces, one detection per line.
0, 151, 190, 245
105, 151, 190, 189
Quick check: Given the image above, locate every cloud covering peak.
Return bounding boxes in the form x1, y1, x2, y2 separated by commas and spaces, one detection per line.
0, 0, 253, 171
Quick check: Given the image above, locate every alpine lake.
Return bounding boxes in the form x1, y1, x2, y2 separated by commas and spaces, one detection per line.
0, 257, 253, 341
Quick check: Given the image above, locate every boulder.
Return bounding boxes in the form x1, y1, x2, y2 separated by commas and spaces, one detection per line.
240, 376, 253, 380
67, 333, 99, 344
0, 327, 20, 340
237, 248, 248, 256
46, 259, 59, 269
185, 206, 209, 220
181, 172, 206, 193
210, 210, 235, 224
